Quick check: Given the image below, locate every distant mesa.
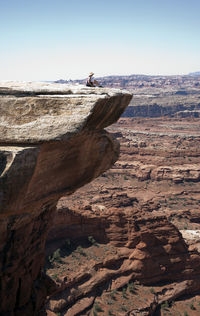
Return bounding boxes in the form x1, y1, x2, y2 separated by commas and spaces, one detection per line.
188, 71, 200, 76
55, 72, 200, 90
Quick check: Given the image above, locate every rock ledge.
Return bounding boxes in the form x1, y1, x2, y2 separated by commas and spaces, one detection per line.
0, 82, 132, 143
0, 82, 132, 315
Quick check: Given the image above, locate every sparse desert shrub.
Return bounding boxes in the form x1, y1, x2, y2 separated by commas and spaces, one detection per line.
49, 249, 62, 264
53, 249, 61, 260
71, 252, 76, 258
184, 312, 189, 316
121, 305, 128, 311
161, 301, 169, 310
52, 273, 58, 280
128, 281, 136, 293
150, 287, 155, 294
88, 235, 97, 245
122, 287, 127, 298
110, 290, 117, 300
76, 245, 86, 256
94, 303, 104, 312
190, 303, 195, 310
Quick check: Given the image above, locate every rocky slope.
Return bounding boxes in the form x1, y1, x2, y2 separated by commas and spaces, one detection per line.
0, 82, 132, 316
45, 203, 200, 315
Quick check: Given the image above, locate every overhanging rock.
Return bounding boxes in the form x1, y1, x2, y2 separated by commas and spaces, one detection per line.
0, 82, 132, 315
0, 82, 132, 143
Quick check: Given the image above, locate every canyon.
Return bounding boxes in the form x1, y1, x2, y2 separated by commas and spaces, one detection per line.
45, 116, 200, 316
46, 76, 200, 316
1, 77, 200, 316
58, 74, 200, 119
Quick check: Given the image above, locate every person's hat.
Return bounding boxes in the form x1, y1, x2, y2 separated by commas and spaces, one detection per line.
89, 72, 94, 76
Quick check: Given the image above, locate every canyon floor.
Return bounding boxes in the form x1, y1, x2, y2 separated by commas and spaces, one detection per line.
44, 116, 200, 316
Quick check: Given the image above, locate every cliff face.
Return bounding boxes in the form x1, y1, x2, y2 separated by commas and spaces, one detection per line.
122, 104, 200, 118
45, 205, 200, 315
43, 116, 200, 315
0, 82, 132, 315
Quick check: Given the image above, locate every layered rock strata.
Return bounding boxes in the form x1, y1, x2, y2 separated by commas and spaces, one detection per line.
0, 82, 132, 315
123, 103, 200, 118
45, 201, 200, 315
45, 116, 200, 315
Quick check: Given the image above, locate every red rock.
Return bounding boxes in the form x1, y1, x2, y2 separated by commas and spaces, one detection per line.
0, 83, 131, 315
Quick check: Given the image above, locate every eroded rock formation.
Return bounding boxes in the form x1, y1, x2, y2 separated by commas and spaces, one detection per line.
0, 82, 132, 315
44, 116, 200, 315
44, 197, 200, 316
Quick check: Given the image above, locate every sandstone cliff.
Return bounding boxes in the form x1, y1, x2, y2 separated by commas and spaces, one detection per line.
45, 204, 200, 316
0, 82, 132, 315
123, 103, 200, 118
44, 116, 200, 315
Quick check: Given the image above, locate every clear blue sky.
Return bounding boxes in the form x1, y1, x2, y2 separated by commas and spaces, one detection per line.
1, 0, 200, 81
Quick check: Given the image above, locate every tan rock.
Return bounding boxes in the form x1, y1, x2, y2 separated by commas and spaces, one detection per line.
129, 249, 148, 260
0, 82, 132, 143
64, 296, 94, 316
151, 165, 200, 182
0, 82, 132, 315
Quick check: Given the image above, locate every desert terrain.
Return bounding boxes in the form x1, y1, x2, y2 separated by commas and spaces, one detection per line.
44, 76, 200, 316
0, 82, 132, 316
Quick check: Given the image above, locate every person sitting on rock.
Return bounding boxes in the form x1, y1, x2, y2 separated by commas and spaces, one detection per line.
86, 72, 100, 87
